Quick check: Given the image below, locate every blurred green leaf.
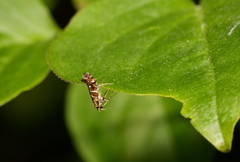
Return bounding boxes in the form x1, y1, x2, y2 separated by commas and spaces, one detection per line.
48, 0, 240, 151
42, 0, 58, 10
66, 85, 215, 162
0, 0, 59, 105
71, 0, 99, 9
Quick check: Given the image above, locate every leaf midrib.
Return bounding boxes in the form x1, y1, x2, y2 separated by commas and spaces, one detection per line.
195, 4, 225, 145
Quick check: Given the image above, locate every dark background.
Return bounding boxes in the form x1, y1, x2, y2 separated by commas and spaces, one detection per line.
0, 0, 239, 161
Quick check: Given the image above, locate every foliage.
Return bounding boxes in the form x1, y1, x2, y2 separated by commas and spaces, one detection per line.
0, 0, 59, 105
1, 0, 240, 161
48, 0, 240, 152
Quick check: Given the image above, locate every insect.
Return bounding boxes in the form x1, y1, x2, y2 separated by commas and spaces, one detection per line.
81, 72, 114, 111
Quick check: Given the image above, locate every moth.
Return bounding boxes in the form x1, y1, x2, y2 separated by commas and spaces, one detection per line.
81, 73, 114, 111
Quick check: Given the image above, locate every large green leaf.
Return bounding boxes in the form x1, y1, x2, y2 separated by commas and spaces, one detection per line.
0, 0, 59, 105
48, 0, 240, 151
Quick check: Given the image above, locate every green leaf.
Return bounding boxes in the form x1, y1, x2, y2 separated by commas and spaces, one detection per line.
42, 0, 58, 10
194, 0, 240, 151
48, 0, 240, 151
71, 0, 99, 9
66, 85, 215, 162
0, 0, 59, 106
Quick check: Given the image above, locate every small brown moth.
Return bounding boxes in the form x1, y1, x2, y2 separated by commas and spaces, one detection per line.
81, 72, 113, 111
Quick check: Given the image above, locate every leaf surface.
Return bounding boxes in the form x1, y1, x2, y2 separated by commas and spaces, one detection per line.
0, 0, 59, 105
48, 0, 240, 151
